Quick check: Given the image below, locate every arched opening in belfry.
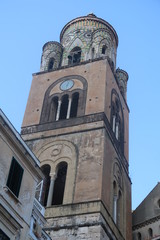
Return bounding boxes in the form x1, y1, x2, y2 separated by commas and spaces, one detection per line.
59, 94, 69, 120
52, 162, 68, 205
68, 47, 81, 65
102, 45, 107, 54
92, 48, 95, 59
41, 164, 51, 206
48, 58, 55, 70
48, 96, 58, 121
70, 92, 79, 118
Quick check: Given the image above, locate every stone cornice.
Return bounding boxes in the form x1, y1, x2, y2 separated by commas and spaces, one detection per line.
132, 214, 160, 230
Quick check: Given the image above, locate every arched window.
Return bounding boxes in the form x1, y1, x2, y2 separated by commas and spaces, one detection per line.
68, 47, 81, 65
110, 90, 124, 153
40, 76, 87, 125
92, 48, 95, 59
137, 232, 141, 240
117, 190, 122, 228
113, 181, 117, 223
41, 164, 51, 206
52, 162, 68, 205
148, 228, 153, 238
111, 100, 121, 141
48, 96, 58, 121
48, 58, 55, 70
70, 92, 79, 118
59, 94, 69, 120
102, 45, 107, 54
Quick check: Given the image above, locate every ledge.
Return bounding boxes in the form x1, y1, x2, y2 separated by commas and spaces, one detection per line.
44, 200, 124, 240
3, 186, 22, 205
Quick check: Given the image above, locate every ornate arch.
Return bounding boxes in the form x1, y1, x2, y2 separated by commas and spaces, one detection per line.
40, 75, 88, 124
37, 140, 78, 205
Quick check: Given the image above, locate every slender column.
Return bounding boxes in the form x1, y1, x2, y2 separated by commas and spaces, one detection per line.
113, 195, 118, 223
56, 100, 62, 121
112, 115, 116, 133
115, 121, 119, 140
47, 173, 56, 207
66, 97, 72, 119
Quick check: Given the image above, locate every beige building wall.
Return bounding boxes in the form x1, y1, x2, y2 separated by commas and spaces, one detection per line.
0, 110, 43, 239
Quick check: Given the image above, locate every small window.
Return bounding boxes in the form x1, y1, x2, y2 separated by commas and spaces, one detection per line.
48, 58, 54, 70
148, 228, 153, 238
158, 199, 160, 208
7, 157, 24, 198
102, 45, 107, 54
68, 47, 81, 65
0, 229, 10, 240
92, 48, 95, 59
137, 232, 141, 240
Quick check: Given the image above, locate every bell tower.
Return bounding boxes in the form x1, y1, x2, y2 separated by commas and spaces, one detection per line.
21, 14, 132, 240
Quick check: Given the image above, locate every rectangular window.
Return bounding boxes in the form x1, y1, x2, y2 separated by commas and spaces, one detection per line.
7, 157, 24, 198
0, 229, 10, 240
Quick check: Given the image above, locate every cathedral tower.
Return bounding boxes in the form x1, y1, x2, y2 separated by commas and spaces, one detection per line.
21, 14, 132, 240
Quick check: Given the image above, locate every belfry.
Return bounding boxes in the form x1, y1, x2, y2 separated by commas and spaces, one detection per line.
21, 14, 132, 240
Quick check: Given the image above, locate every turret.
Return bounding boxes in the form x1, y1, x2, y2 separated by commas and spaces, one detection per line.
40, 41, 63, 72
115, 68, 129, 99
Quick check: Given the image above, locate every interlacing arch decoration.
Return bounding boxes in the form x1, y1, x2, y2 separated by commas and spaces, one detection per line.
110, 89, 124, 153
40, 75, 87, 124
37, 140, 77, 207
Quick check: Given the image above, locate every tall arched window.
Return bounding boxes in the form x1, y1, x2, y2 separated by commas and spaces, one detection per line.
70, 92, 79, 118
52, 162, 68, 205
110, 90, 124, 153
48, 58, 55, 70
113, 181, 117, 223
111, 100, 121, 141
117, 190, 122, 228
41, 164, 51, 206
68, 47, 81, 65
59, 94, 69, 120
48, 96, 58, 121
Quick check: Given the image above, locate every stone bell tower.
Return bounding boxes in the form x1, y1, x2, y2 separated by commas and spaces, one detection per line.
21, 14, 132, 240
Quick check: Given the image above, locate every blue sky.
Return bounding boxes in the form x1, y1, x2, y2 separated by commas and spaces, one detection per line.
0, 0, 160, 210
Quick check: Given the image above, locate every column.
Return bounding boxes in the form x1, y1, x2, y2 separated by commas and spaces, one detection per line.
66, 97, 72, 119
47, 173, 56, 207
56, 100, 62, 121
